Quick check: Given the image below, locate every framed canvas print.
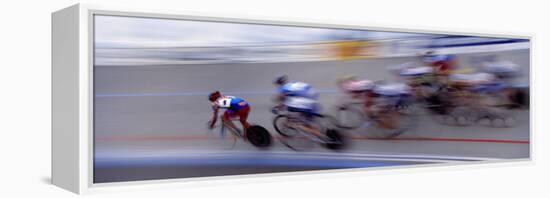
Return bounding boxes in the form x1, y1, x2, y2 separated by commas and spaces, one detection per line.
52, 4, 531, 194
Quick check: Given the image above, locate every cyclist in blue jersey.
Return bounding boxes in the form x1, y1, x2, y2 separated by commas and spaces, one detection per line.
275, 75, 318, 98
273, 75, 319, 111
208, 91, 251, 134
273, 75, 326, 138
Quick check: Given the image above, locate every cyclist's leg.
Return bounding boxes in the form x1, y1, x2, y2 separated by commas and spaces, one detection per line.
377, 109, 400, 129
365, 94, 378, 118
296, 109, 324, 138
237, 106, 251, 132
272, 95, 286, 112
222, 110, 240, 133
368, 96, 399, 129
384, 96, 404, 129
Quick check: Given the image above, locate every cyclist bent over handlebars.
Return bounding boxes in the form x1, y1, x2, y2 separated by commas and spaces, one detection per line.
208, 91, 251, 135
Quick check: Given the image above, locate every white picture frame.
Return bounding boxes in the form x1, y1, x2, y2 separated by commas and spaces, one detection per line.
52, 3, 532, 194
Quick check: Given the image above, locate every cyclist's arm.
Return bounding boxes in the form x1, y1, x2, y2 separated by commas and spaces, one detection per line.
276, 87, 289, 102
209, 104, 220, 128
276, 93, 286, 103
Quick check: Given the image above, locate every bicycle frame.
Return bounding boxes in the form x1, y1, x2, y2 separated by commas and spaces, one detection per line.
220, 116, 243, 138
281, 113, 338, 144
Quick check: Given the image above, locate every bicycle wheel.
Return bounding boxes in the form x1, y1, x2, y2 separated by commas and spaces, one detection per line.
445, 106, 477, 126
322, 129, 347, 151
368, 111, 415, 139
274, 114, 325, 151
334, 104, 365, 129
273, 115, 300, 137
246, 125, 272, 148
278, 129, 316, 151
424, 94, 453, 115
478, 108, 517, 128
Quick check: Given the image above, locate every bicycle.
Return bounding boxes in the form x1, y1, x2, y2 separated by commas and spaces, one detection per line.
393, 63, 520, 128
435, 85, 517, 128
333, 96, 416, 139
209, 115, 272, 149
272, 107, 346, 151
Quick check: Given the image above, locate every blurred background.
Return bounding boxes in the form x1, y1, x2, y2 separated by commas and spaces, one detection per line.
93, 15, 530, 183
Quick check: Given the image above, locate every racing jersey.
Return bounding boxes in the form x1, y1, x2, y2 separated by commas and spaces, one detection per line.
284, 96, 319, 114
399, 66, 434, 77
481, 60, 520, 77
372, 83, 412, 97
423, 54, 455, 63
213, 96, 249, 111
341, 79, 374, 92
279, 81, 318, 99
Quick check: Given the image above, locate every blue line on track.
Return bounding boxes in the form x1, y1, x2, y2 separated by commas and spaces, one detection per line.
94, 156, 418, 169
95, 89, 340, 98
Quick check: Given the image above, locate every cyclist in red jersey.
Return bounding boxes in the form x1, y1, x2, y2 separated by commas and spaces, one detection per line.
208, 91, 251, 134
422, 51, 458, 75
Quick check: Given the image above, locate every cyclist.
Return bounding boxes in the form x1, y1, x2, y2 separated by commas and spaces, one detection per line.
421, 50, 458, 76
398, 65, 440, 99
336, 75, 375, 110
479, 60, 524, 108
480, 59, 520, 80
408, 51, 462, 103
337, 75, 375, 99
337, 75, 399, 128
448, 72, 503, 107
336, 74, 412, 130
368, 82, 412, 129
208, 91, 251, 134
273, 75, 318, 112
273, 75, 326, 139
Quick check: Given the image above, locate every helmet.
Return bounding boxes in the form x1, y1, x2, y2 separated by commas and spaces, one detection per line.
342, 79, 374, 92
424, 50, 435, 56
274, 75, 288, 85
337, 75, 357, 84
208, 91, 221, 102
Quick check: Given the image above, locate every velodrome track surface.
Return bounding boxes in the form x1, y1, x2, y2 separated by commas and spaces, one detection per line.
93, 49, 529, 183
